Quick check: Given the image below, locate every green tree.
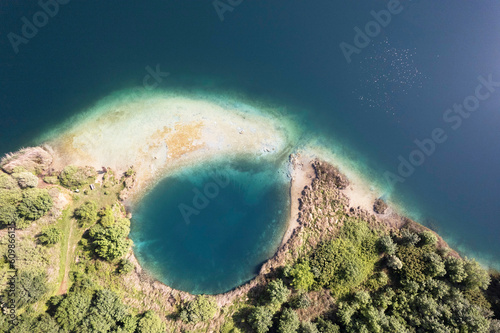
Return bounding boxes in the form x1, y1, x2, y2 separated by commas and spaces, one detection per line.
445, 256, 467, 283
39, 227, 62, 245
424, 252, 446, 277
266, 279, 291, 305
136, 310, 165, 333
248, 306, 274, 333
11, 270, 49, 308
419, 230, 438, 246
463, 258, 491, 290
80, 289, 128, 333
117, 258, 134, 275
378, 235, 397, 255
17, 188, 53, 221
90, 222, 131, 261
400, 229, 421, 246
31, 313, 60, 333
289, 261, 315, 291
278, 308, 300, 333
54, 292, 92, 331
99, 206, 115, 227
299, 321, 319, 333
316, 317, 340, 333
179, 295, 218, 324
74, 201, 99, 227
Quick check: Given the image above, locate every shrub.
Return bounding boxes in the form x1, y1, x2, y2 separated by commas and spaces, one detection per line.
291, 292, 312, 309
12, 171, 38, 188
43, 176, 59, 185
299, 321, 319, 333
309, 220, 378, 295
74, 201, 99, 227
117, 258, 134, 275
248, 306, 274, 333
0, 173, 18, 189
400, 229, 421, 246
373, 198, 388, 214
397, 245, 431, 282
0, 204, 19, 227
278, 308, 300, 333
365, 271, 389, 290
378, 235, 397, 255
17, 188, 53, 220
136, 311, 165, 333
179, 295, 218, 324
387, 255, 403, 270
423, 252, 446, 277
99, 206, 115, 227
39, 227, 62, 245
266, 279, 291, 305
11, 270, 49, 308
289, 261, 315, 291
59, 165, 97, 188
124, 168, 135, 177
419, 230, 438, 246
315, 317, 340, 333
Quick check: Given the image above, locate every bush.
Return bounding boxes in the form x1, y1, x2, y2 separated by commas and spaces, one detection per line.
99, 206, 115, 227
387, 255, 403, 270
266, 279, 291, 305
378, 235, 397, 255
11, 270, 49, 308
289, 261, 315, 291
12, 171, 38, 188
291, 292, 312, 309
299, 321, 319, 333
17, 188, 53, 221
59, 165, 97, 189
0, 173, 18, 189
248, 306, 274, 333
419, 230, 438, 246
400, 229, 421, 246
74, 201, 99, 227
43, 176, 59, 185
397, 245, 431, 282
0, 204, 19, 227
179, 295, 218, 324
365, 271, 389, 290
117, 259, 134, 275
39, 227, 62, 245
136, 311, 165, 333
423, 252, 446, 278
278, 308, 300, 333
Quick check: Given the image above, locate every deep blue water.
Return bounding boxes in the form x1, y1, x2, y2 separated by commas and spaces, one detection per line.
1, 0, 500, 288
129, 160, 290, 294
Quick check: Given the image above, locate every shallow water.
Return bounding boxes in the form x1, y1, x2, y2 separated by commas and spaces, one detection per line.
129, 159, 290, 294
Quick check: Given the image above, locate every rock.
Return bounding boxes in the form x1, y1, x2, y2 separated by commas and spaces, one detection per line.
373, 198, 388, 214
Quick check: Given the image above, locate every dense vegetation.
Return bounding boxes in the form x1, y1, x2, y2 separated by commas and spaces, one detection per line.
0, 151, 498, 333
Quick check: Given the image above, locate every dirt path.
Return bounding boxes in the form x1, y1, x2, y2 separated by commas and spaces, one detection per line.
57, 219, 73, 295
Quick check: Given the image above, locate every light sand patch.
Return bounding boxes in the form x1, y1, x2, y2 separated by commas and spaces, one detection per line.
47, 96, 292, 201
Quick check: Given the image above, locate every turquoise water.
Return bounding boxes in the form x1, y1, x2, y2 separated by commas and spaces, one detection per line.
129, 159, 290, 294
